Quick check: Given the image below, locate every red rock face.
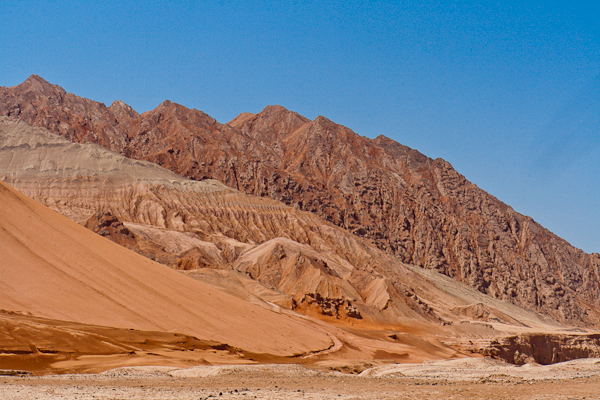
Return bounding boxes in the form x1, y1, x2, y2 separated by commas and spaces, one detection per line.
2, 75, 599, 326
0, 75, 136, 152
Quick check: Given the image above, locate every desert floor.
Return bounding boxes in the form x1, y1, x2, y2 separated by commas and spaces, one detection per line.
1, 360, 600, 400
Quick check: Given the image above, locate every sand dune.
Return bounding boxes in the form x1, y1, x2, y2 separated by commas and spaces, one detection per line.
0, 180, 333, 356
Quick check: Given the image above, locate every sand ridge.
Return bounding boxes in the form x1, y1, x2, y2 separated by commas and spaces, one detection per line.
0, 180, 333, 356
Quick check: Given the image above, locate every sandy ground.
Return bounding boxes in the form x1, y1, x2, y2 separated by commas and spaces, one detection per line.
1, 361, 600, 400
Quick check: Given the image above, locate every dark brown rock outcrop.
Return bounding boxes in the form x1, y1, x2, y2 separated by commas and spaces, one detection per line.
1, 76, 599, 327
84, 211, 179, 266
85, 211, 135, 242
481, 333, 600, 365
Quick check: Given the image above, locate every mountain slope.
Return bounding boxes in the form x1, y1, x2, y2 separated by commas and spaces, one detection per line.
0, 117, 572, 335
0, 179, 335, 357
1, 75, 599, 327
5, 118, 574, 372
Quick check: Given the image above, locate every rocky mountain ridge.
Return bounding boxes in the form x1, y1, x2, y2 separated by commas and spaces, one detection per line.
1, 75, 599, 327
0, 116, 569, 336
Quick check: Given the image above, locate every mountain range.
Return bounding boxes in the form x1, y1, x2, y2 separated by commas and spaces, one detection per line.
0, 75, 599, 372
1, 75, 598, 327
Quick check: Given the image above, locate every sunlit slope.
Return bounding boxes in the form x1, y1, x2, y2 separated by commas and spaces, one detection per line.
0, 180, 333, 356
0, 117, 575, 331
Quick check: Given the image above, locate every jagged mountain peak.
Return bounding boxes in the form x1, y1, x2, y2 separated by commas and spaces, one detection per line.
143, 99, 222, 131
151, 99, 213, 119
109, 100, 140, 121
23, 74, 52, 86
233, 104, 311, 142
227, 112, 256, 129
313, 114, 334, 125
261, 104, 291, 113
157, 99, 175, 108
259, 104, 309, 123
14, 74, 66, 96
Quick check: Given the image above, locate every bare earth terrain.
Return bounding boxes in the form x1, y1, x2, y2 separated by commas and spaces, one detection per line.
1, 117, 600, 393
1, 361, 600, 399
1, 77, 600, 398
3, 75, 600, 328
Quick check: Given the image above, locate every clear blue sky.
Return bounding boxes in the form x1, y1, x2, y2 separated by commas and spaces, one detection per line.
1, 1, 598, 253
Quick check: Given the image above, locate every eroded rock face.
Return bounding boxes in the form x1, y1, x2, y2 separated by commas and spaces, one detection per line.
232, 238, 365, 320
0, 75, 136, 152
1, 76, 599, 327
85, 211, 134, 241
481, 333, 600, 365
84, 212, 180, 266
0, 117, 457, 326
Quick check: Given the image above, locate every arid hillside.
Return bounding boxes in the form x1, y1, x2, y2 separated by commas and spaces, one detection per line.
0, 151, 475, 373
0, 179, 339, 358
3, 116, 600, 375
2, 116, 570, 332
1, 75, 599, 328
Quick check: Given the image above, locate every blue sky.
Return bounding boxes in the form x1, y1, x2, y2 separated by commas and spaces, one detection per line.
1, 1, 599, 253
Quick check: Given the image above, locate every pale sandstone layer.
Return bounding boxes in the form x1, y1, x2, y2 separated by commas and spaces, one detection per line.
0, 75, 598, 328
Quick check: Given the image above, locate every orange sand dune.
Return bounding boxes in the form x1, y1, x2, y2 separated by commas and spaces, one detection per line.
0, 181, 333, 357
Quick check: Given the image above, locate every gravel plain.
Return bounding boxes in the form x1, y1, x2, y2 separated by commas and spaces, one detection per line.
1, 360, 600, 400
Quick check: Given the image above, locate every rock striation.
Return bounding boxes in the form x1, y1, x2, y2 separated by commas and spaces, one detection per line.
1, 75, 599, 328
